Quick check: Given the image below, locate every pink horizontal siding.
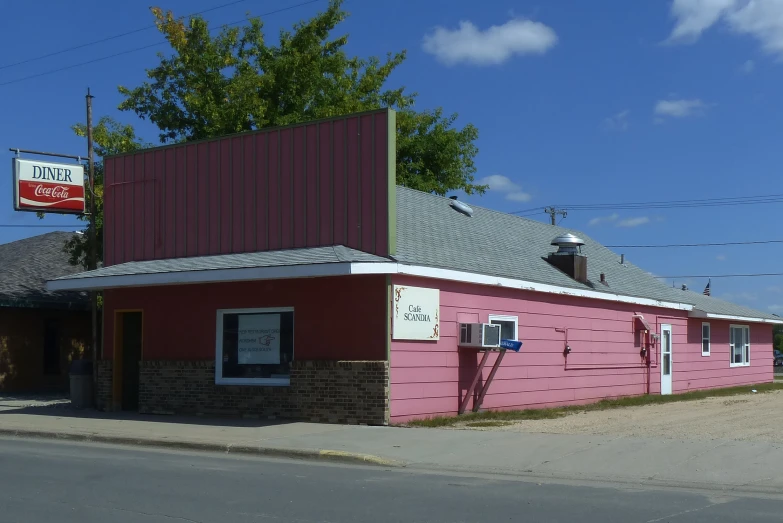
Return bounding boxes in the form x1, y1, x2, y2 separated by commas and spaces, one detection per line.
389, 276, 774, 422
673, 318, 773, 393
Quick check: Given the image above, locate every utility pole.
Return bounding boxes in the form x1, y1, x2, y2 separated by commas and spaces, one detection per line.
544, 206, 567, 226
86, 88, 98, 403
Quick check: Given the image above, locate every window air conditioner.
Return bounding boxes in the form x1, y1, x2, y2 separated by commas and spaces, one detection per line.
459, 323, 501, 348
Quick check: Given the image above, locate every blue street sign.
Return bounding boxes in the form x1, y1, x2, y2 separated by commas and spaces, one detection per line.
500, 339, 523, 352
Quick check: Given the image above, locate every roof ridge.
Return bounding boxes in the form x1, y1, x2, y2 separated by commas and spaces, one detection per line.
0, 230, 77, 248
395, 185, 552, 228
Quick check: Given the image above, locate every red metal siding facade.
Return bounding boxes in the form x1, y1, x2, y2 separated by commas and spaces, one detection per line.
103, 276, 388, 361
103, 109, 395, 266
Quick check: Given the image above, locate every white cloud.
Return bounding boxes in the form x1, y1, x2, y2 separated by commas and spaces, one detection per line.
617, 217, 651, 228
740, 59, 756, 73
655, 98, 708, 118
588, 213, 619, 226
603, 110, 630, 131
480, 174, 518, 192
478, 174, 532, 202
506, 192, 533, 202
422, 18, 558, 66
716, 254, 727, 260
669, 0, 783, 58
769, 304, 783, 312
768, 286, 783, 293
668, 0, 736, 42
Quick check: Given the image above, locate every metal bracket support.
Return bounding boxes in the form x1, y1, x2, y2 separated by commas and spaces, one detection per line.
458, 349, 507, 415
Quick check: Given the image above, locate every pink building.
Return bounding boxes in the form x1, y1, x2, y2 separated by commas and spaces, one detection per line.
49, 109, 782, 424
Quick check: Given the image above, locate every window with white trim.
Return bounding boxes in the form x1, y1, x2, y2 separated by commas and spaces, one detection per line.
701, 322, 710, 356
489, 315, 518, 341
215, 307, 294, 386
729, 325, 750, 367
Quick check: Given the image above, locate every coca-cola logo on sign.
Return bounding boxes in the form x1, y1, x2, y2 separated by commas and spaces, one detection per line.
33, 184, 70, 200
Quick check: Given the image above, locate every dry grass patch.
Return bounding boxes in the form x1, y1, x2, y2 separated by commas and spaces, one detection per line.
406, 382, 783, 428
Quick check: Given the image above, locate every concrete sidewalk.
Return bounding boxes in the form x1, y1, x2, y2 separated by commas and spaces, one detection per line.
1, 400, 782, 495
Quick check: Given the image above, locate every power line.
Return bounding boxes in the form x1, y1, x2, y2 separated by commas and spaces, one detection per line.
0, 42, 163, 87
0, 0, 253, 72
512, 193, 783, 215
566, 194, 783, 210
656, 273, 783, 279
606, 239, 783, 248
0, 0, 322, 88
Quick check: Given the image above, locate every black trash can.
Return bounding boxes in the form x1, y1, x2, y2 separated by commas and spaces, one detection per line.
69, 359, 94, 408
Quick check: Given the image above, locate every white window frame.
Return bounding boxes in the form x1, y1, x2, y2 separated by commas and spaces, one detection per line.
701, 322, 711, 356
215, 307, 294, 386
488, 315, 519, 341
729, 324, 750, 367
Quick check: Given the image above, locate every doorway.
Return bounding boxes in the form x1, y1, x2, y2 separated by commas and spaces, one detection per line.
660, 324, 672, 395
113, 311, 143, 411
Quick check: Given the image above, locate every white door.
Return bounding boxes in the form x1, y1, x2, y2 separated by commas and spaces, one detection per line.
660, 324, 672, 395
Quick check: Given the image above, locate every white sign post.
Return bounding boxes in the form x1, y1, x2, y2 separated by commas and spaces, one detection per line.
392, 285, 440, 340
237, 314, 281, 365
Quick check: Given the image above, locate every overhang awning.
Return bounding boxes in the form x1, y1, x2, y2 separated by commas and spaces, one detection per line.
46, 247, 697, 313
46, 246, 395, 291
688, 309, 783, 325
632, 313, 653, 331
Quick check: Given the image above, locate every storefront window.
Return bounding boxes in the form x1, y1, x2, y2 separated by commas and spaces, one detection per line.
215, 307, 294, 386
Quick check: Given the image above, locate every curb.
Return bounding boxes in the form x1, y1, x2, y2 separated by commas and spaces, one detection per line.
0, 428, 405, 468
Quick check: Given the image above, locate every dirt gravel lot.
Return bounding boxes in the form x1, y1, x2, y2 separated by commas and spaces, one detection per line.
461, 390, 783, 442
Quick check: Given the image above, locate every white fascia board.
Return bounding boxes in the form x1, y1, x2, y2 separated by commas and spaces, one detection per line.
689, 309, 783, 325
385, 263, 693, 311
46, 262, 359, 291
47, 259, 693, 312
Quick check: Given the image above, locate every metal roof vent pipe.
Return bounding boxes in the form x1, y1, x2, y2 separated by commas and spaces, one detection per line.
547, 234, 588, 283
448, 195, 474, 217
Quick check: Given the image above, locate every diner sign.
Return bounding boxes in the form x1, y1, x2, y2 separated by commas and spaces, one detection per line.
12, 158, 85, 214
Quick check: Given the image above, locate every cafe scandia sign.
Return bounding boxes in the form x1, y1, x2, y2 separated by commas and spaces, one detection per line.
12, 158, 85, 214
392, 285, 440, 340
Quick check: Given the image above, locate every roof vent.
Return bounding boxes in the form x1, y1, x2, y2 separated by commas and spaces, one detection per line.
547, 234, 588, 283
449, 198, 473, 217
681, 284, 688, 291
550, 234, 585, 255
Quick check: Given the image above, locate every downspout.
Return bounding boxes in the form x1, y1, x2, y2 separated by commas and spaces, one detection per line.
645, 330, 651, 395
384, 274, 392, 426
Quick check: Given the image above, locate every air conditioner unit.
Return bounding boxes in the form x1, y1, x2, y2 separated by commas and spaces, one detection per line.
459, 323, 501, 348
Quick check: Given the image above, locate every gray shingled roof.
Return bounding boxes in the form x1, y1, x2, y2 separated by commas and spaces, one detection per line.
0, 231, 88, 309
680, 290, 781, 321
54, 245, 389, 281
45, 186, 780, 322
394, 186, 780, 322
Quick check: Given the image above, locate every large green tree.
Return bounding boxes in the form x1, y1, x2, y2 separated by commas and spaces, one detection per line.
65, 118, 146, 268
119, 0, 483, 195
65, 0, 482, 267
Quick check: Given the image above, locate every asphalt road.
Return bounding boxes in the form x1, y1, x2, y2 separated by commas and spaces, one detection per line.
0, 438, 781, 523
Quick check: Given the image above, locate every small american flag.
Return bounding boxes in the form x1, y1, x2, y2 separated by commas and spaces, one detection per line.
703, 279, 711, 296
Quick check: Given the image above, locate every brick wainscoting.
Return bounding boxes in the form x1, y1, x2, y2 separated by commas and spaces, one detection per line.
96, 360, 113, 411
138, 360, 389, 425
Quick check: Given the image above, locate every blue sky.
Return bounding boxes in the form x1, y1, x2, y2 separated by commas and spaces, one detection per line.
2, 0, 783, 311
